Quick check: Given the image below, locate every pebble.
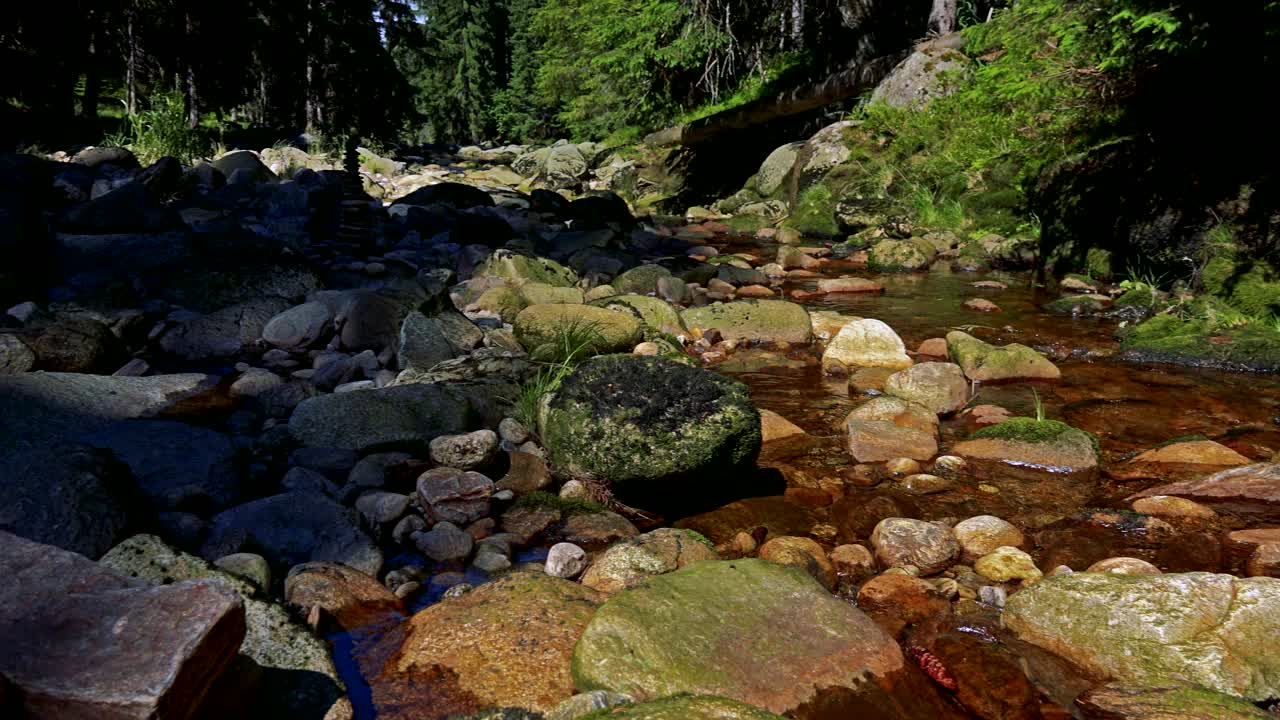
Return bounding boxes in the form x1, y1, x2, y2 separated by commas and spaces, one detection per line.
545, 542, 588, 578
978, 585, 1007, 607
1086, 557, 1161, 574
498, 417, 530, 445
429, 430, 499, 470
214, 553, 272, 592
559, 479, 591, 500
953, 515, 1024, 561
974, 546, 1042, 583
885, 457, 922, 476
963, 298, 1001, 312
1131, 495, 1217, 519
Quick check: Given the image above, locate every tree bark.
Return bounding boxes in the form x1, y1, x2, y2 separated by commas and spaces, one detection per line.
81, 11, 101, 121
928, 0, 958, 35
304, 0, 323, 132
183, 9, 200, 129
125, 3, 139, 114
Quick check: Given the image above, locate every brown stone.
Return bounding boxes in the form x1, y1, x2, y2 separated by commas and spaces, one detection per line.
760, 408, 806, 443
1132, 440, 1250, 466
1076, 683, 1272, 720
1246, 544, 1280, 577
284, 561, 404, 631
372, 571, 602, 718
845, 397, 938, 463
736, 285, 776, 298
830, 544, 877, 587
496, 451, 552, 494
1131, 495, 1218, 519
916, 338, 949, 357
857, 574, 951, 638
930, 633, 1042, 720
816, 277, 884, 294
758, 536, 836, 590
499, 505, 561, 545
1130, 463, 1280, 520
0, 530, 245, 720
963, 298, 1001, 312
552, 511, 639, 548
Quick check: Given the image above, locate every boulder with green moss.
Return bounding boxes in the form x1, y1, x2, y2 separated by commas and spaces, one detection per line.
952, 417, 1099, 472
543, 356, 760, 512
681, 300, 812, 345
572, 559, 914, 716
1004, 572, 1280, 701
1043, 294, 1111, 316
612, 265, 673, 296
867, 238, 937, 272
473, 287, 529, 323
1202, 255, 1280, 318
754, 143, 803, 197
1118, 304, 1280, 372
514, 305, 643, 357
782, 185, 839, 238
476, 251, 578, 287
522, 283, 585, 306
592, 295, 686, 336
579, 694, 786, 720
946, 331, 1061, 381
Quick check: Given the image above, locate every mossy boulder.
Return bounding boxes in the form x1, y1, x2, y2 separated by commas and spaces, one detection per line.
754, 143, 803, 197
1078, 683, 1273, 720
1003, 572, 1280, 701
514, 305, 644, 356
579, 694, 785, 720
867, 238, 937, 272
952, 417, 1099, 472
572, 559, 907, 715
1043, 294, 1111, 316
474, 287, 529, 323
612, 265, 673, 296
1118, 311, 1280, 372
1203, 256, 1280, 318
782, 185, 839, 238
591, 295, 686, 336
543, 356, 760, 512
580, 528, 718, 594
1112, 282, 1163, 315
681, 300, 812, 345
476, 251, 578, 287
522, 283, 585, 306
946, 331, 1061, 381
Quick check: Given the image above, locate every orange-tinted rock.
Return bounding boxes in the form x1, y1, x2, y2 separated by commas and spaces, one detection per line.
857, 574, 951, 638
759, 536, 836, 590
760, 409, 806, 444
1132, 440, 1249, 466
1131, 463, 1280, 520
1246, 544, 1280, 577
372, 570, 602, 718
963, 298, 1001, 312
916, 338, 949, 357
817, 278, 884, 294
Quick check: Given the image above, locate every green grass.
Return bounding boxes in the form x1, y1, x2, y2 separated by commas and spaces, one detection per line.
512, 490, 604, 516
507, 319, 604, 433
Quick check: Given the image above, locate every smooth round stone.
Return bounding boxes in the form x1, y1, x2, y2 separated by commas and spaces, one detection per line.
885, 457, 922, 476
1086, 557, 1161, 575
974, 546, 1042, 583
870, 518, 959, 575
1131, 495, 1217, 519
214, 552, 272, 592
896, 473, 953, 494
932, 455, 968, 475
263, 301, 333, 349
429, 429, 499, 470
545, 542, 588, 579
559, 479, 591, 500
830, 544, 877, 584
953, 515, 1024, 562
1247, 544, 1280, 578
498, 417, 530, 445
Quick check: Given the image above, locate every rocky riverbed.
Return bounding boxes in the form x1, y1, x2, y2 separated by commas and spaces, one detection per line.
3, 141, 1280, 720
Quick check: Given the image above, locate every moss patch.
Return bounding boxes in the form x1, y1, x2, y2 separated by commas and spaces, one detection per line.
513, 490, 604, 517
782, 184, 839, 238
1118, 310, 1280, 372
972, 417, 1100, 458
1203, 256, 1280, 319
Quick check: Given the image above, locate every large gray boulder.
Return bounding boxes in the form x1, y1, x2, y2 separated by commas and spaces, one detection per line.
288, 383, 476, 453
203, 492, 383, 576
0, 530, 245, 720
870, 46, 972, 109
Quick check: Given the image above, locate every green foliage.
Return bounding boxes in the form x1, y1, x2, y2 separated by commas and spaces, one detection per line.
531, 0, 727, 139
508, 319, 604, 433
118, 92, 210, 165
513, 490, 604, 515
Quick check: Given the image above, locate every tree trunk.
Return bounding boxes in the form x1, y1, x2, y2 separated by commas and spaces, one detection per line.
125, 3, 139, 114
929, 0, 958, 35
81, 12, 101, 121
304, 0, 323, 132
790, 0, 804, 49
183, 9, 200, 129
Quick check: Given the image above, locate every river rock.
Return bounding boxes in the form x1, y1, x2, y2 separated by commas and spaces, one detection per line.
856, 574, 952, 638
870, 518, 959, 574
822, 318, 912, 372
284, 561, 404, 631
681, 300, 813, 344
867, 238, 936, 272
1130, 495, 1218, 519
816, 277, 883, 294
3, 530, 246, 720
288, 383, 475, 452
844, 396, 938, 462
573, 559, 930, 715
953, 515, 1024, 562
1086, 557, 1161, 574
158, 299, 288, 361
545, 542, 589, 578
592, 294, 687, 336
263, 301, 332, 350
213, 553, 271, 592
371, 570, 603, 718
543, 355, 761, 513
417, 467, 494, 525
1132, 440, 1250, 466
1003, 572, 1280, 701
429, 429, 499, 469
952, 418, 1098, 472
1076, 683, 1273, 720
203, 491, 382, 576
514, 304, 643, 355
759, 409, 805, 443
581, 528, 719, 594
412, 521, 474, 563
28, 315, 121, 372
475, 250, 578, 287
0, 333, 35, 374
975, 547, 1042, 583
758, 535, 835, 590
82, 419, 244, 514
99, 534, 346, 717
1130, 463, 1280, 520
884, 362, 969, 414
575, 695, 785, 719
945, 331, 1060, 382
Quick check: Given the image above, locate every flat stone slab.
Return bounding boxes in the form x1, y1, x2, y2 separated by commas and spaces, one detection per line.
0, 530, 245, 719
